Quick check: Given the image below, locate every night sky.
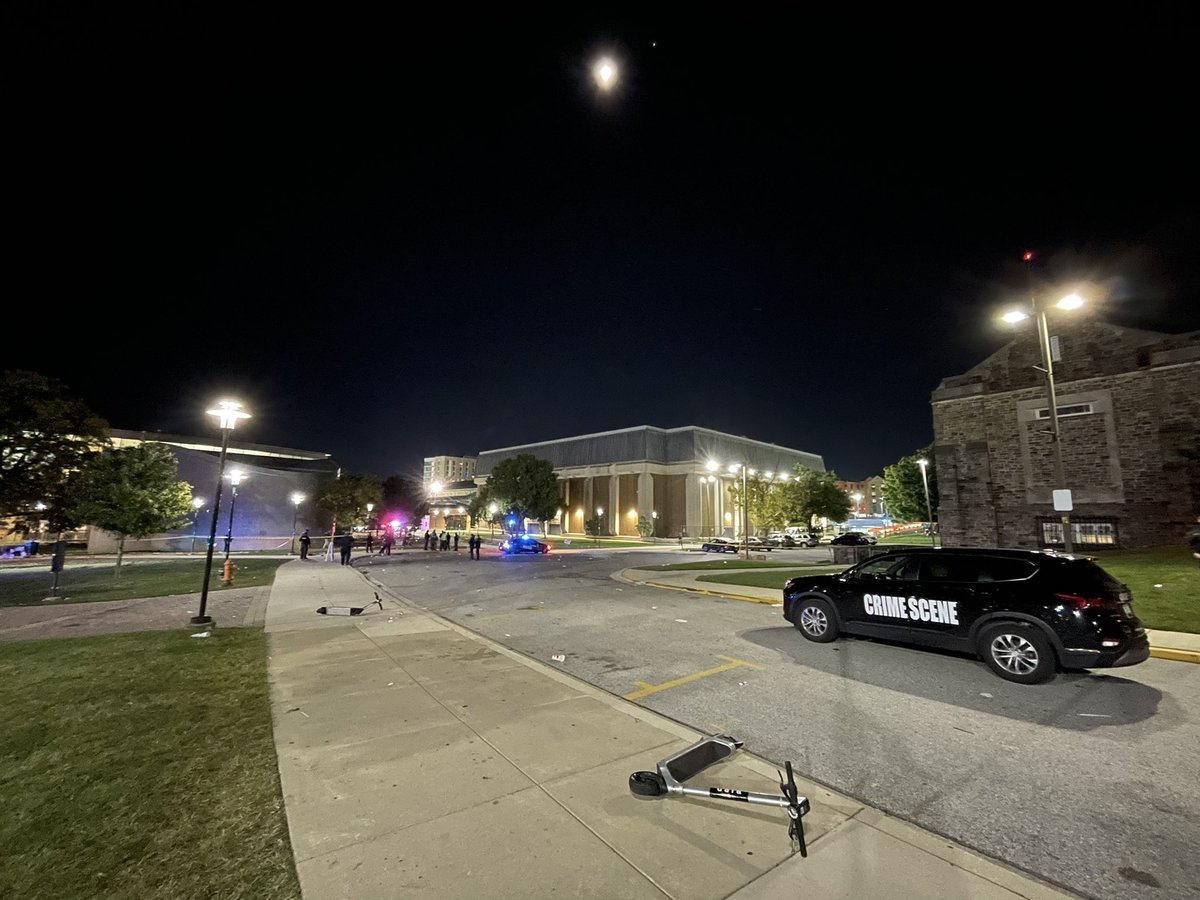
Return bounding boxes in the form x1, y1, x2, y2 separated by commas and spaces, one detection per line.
9, 7, 1199, 482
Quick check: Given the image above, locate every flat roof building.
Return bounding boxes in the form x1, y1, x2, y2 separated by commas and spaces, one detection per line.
476, 425, 824, 538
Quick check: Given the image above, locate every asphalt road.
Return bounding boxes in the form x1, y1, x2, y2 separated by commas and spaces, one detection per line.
363, 546, 1200, 900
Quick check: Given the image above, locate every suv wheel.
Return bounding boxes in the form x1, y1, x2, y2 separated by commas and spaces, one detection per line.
793, 597, 839, 643
977, 623, 1057, 684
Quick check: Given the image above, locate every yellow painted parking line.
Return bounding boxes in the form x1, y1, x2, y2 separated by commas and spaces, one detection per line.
624, 655, 763, 701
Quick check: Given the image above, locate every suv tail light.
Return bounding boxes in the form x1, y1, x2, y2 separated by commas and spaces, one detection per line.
1056, 592, 1119, 612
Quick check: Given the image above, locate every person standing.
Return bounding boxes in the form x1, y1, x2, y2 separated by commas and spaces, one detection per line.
1189, 516, 1200, 569
472, 533, 481, 559
339, 532, 353, 566
453, 532, 460, 552
299, 529, 311, 559
424, 530, 431, 550
365, 532, 374, 554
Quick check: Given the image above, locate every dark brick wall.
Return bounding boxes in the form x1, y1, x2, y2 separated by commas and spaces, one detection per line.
932, 322, 1199, 550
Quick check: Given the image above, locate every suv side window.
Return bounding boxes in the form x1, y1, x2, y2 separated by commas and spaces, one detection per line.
855, 556, 909, 579
975, 557, 1037, 582
918, 557, 979, 582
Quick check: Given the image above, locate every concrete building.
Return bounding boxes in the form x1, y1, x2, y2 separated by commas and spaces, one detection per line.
90, 429, 340, 553
423, 455, 476, 488
931, 320, 1200, 550
838, 475, 887, 517
475, 425, 825, 538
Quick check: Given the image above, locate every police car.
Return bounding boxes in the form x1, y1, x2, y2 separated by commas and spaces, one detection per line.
782, 547, 1150, 684
499, 534, 549, 554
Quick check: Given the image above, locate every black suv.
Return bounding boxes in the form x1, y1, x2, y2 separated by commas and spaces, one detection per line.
782, 548, 1149, 684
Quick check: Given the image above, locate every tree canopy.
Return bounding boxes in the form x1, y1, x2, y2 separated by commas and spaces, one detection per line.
481, 454, 561, 532
0, 369, 111, 531
68, 442, 194, 571
314, 472, 382, 533
881, 446, 939, 523
773, 467, 852, 528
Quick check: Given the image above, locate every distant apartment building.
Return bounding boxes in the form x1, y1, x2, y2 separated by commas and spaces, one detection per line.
931, 320, 1200, 550
423, 455, 477, 487
837, 475, 887, 517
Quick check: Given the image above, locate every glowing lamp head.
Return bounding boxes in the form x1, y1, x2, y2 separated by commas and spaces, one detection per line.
594, 57, 617, 89
1002, 310, 1029, 324
207, 399, 250, 431
1057, 293, 1084, 310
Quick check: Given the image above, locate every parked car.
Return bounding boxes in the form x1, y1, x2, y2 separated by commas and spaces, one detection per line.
830, 532, 876, 545
700, 537, 741, 553
781, 547, 1150, 684
499, 534, 549, 554
768, 532, 798, 548
740, 536, 774, 552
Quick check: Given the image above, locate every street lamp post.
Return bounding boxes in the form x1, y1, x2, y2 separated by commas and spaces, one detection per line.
192, 399, 250, 626
596, 506, 604, 546
917, 458, 936, 547
488, 502, 498, 536
727, 462, 751, 561
223, 469, 245, 561
189, 497, 205, 554
851, 492, 863, 516
290, 492, 304, 555
1002, 262, 1084, 553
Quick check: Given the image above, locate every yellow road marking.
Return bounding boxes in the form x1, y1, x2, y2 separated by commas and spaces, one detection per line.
624, 655, 762, 701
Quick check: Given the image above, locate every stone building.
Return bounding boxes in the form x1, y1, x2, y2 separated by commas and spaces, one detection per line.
475, 425, 825, 538
931, 320, 1200, 550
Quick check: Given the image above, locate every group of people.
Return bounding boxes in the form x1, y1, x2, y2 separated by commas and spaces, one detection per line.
421, 530, 484, 558
296, 527, 488, 563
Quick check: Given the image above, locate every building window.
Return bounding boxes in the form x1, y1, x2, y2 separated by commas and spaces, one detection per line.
1035, 403, 1093, 419
1038, 517, 1118, 548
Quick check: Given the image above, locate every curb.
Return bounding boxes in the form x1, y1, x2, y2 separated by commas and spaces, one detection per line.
640, 579, 781, 604
1149, 647, 1200, 664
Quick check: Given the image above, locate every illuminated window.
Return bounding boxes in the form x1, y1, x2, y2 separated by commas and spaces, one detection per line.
1038, 518, 1118, 548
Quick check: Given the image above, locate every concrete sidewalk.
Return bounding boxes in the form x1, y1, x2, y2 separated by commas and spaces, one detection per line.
620, 566, 1200, 664
261, 559, 1080, 899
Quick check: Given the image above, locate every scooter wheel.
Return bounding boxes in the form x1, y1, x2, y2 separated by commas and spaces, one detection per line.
629, 770, 667, 797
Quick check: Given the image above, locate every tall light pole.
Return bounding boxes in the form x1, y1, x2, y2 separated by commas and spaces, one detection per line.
290, 492, 304, 555
1002, 259, 1084, 553
192, 399, 250, 626
223, 468, 245, 561
917, 458, 935, 547
851, 492, 863, 516
189, 497, 206, 554
488, 502, 498, 536
596, 506, 604, 545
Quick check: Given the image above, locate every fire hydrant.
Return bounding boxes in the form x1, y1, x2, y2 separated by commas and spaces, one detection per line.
222, 558, 236, 585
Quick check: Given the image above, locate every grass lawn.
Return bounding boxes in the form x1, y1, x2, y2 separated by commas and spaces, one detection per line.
0, 628, 300, 900
0, 558, 290, 608
697, 568, 844, 590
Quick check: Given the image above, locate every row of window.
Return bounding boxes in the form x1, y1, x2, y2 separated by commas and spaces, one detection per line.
1038, 518, 1117, 547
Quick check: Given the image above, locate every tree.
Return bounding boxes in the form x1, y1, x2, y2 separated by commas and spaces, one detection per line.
776, 468, 852, 527
314, 472, 382, 534
882, 446, 939, 524
68, 442, 194, 573
482, 454, 561, 533
636, 515, 654, 539
727, 473, 780, 536
0, 369, 111, 531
